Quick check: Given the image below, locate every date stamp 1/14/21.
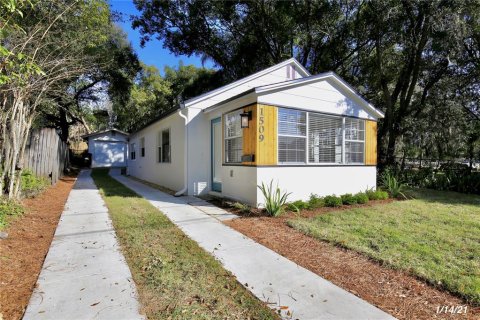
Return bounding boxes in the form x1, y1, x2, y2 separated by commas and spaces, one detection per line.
436, 305, 468, 314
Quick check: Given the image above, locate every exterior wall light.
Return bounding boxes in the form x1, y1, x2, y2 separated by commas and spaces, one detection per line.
240, 111, 252, 128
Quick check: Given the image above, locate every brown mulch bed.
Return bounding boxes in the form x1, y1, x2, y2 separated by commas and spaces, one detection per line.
0, 176, 76, 320
225, 216, 480, 320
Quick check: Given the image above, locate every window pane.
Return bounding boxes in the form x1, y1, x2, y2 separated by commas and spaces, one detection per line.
278, 108, 306, 136
225, 110, 243, 163
161, 129, 170, 162
278, 136, 306, 163
345, 118, 365, 141
345, 141, 364, 163
225, 137, 242, 163
225, 111, 242, 138
308, 113, 342, 163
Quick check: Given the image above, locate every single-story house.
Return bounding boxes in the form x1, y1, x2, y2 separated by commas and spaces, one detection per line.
83, 128, 129, 168
127, 58, 384, 206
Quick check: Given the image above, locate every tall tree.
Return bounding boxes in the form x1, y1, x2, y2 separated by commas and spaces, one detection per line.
132, 0, 480, 165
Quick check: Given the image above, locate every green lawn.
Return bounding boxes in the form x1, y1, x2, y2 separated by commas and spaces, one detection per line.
91, 169, 276, 319
288, 189, 480, 305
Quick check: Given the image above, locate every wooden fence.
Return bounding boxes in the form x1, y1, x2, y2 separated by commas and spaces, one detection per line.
22, 128, 68, 184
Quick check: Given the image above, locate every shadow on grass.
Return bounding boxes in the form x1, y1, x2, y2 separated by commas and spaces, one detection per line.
91, 169, 142, 199
406, 187, 480, 206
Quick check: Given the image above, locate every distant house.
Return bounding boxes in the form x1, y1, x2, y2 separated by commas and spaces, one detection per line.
127, 58, 384, 206
83, 129, 129, 168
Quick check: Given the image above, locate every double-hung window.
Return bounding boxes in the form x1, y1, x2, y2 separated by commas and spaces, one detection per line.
157, 129, 171, 163
224, 110, 243, 163
308, 113, 342, 163
278, 108, 306, 163
344, 118, 365, 163
130, 143, 136, 160
140, 137, 145, 157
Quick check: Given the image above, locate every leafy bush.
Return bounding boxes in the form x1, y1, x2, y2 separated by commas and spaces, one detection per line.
0, 197, 24, 230
340, 193, 357, 205
232, 202, 251, 214
380, 170, 406, 199
287, 200, 309, 212
324, 195, 342, 207
366, 188, 389, 200
258, 180, 291, 217
21, 170, 49, 198
354, 192, 369, 204
308, 194, 324, 209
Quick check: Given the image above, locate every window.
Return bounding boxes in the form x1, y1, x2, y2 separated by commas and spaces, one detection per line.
278, 108, 306, 163
277, 108, 366, 165
308, 113, 342, 163
345, 118, 365, 163
140, 137, 145, 157
157, 129, 171, 163
224, 110, 243, 163
130, 143, 136, 160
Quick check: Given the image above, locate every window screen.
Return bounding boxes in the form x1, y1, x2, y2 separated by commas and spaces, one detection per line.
308, 113, 342, 163
140, 137, 145, 157
130, 143, 136, 160
157, 129, 171, 163
278, 108, 306, 163
345, 118, 365, 163
224, 110, 243, 163
161, 129, 170, 162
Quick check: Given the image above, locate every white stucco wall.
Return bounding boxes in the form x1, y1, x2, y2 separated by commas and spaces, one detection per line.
256, 166, 377, 204
257, 79, 376, 120
127, 112, 185, 192
221, 166, 257, 206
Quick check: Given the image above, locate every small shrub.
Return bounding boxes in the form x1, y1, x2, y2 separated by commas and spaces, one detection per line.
0, 197, 24, 230
366, 188, 389, 200
380, 170, 406, 199
21, 169, 49, 198
340, 193, 357, 205
232, 202, 251, 214
324, 195, 342, 207
287, 200, 309, 212
308, 194, 324, 209
258, 180, 291, 217
354, 192, 369, 204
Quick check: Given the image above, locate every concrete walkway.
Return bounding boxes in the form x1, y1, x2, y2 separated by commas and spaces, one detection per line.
23, 170, 144, 320
111, 171, 395, 320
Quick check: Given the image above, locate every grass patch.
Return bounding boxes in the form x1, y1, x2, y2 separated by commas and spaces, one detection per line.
91, 169, 276, 319
288, 188, 480, 305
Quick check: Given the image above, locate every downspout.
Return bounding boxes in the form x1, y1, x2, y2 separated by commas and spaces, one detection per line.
175, 106, 188, 196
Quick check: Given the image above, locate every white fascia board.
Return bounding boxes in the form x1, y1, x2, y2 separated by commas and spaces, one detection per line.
184, 58, 310, 108
255, 72, 385, 119
202, 91, 257, 114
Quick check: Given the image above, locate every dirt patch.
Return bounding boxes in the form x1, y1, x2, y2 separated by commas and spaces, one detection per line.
0, 176, 76, 320
226, 216, 480, 320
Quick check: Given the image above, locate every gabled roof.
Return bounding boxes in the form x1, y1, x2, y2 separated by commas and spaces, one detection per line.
82, 128, 129, 139
183, 58, 310, 108
203, 71, 384, 119
255, 72, 384, 118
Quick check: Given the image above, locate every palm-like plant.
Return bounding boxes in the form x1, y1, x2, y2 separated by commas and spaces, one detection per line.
380, 170, 406, 199
257, 180, 290, 216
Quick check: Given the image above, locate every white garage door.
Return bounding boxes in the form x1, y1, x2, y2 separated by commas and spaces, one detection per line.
93, 141, 126, 167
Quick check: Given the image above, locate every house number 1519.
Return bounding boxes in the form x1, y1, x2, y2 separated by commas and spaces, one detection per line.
259, 106, 265, 142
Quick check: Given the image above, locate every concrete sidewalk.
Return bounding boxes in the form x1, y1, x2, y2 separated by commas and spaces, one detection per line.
23, 170, 144, 320
111, 171, 395, 320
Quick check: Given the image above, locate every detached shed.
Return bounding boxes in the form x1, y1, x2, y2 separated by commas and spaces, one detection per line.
83, 129, 129, 168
